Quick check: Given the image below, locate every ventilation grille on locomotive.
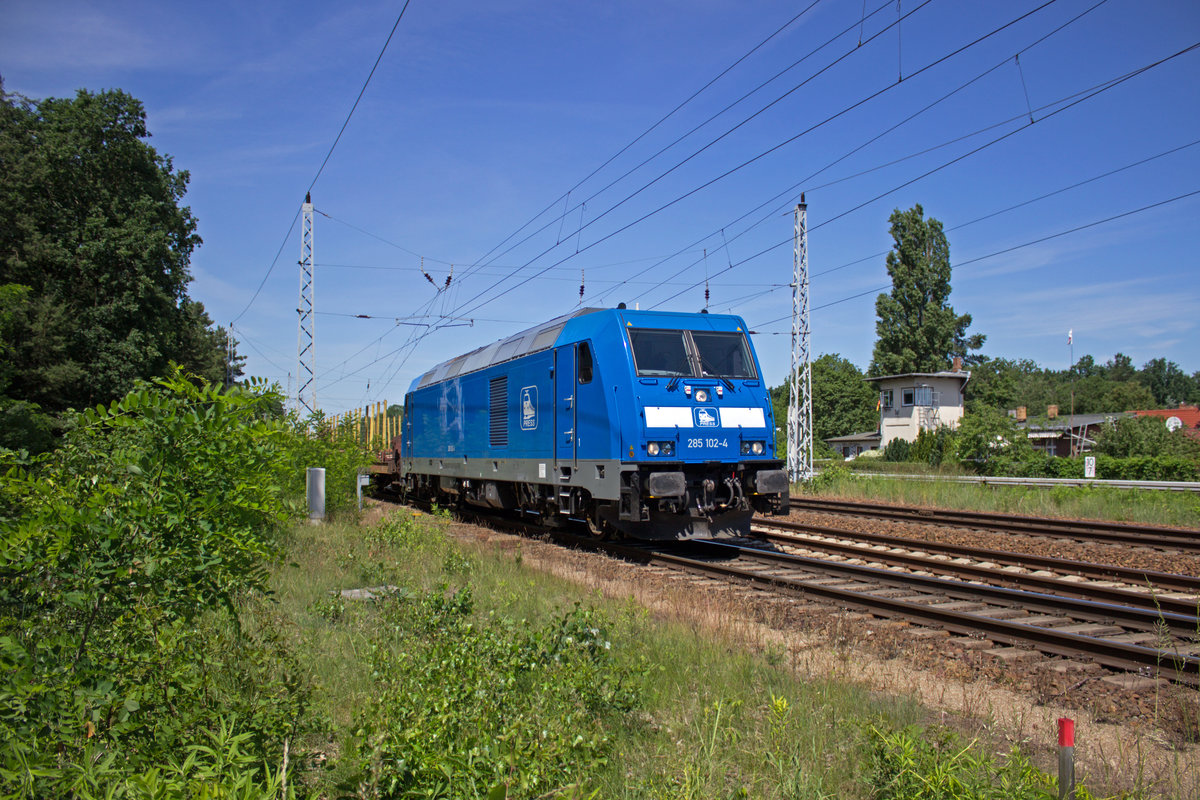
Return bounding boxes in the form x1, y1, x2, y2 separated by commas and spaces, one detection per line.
489, 376, 508, 447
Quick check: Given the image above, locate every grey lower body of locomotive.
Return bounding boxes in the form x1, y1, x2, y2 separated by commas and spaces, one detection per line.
397, 454, 789, 539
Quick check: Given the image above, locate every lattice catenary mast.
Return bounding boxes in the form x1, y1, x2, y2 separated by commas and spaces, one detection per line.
296, 194, 316, 414
786, 196, 813, 482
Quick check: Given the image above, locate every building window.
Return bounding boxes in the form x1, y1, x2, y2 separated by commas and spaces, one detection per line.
914, 386, 933, 407
880, 389, 893, 410
902, 388, 915, 407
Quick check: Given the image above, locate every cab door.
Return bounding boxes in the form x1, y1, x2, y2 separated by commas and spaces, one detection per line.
554, 345, 577, 466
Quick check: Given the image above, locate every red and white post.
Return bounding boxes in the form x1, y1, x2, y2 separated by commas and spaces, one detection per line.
1058, 717, 1075, 800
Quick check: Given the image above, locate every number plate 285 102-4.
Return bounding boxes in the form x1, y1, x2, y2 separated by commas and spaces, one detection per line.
686, 437, 728, 449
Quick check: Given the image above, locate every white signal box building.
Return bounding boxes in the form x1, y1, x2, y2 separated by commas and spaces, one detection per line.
865, 369, 971, 449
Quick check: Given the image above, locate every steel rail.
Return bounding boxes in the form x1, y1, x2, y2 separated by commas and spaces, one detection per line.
694, 539, 1199, 636
750, 525, 1200, 619
811, 472, 1200, 493
754, 517, 1200, 596
785, 496, 1200, 551
565, 535, 1200, 685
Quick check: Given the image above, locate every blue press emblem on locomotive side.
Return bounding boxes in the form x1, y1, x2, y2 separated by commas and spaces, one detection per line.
694, 407, 718, 427
520, 386, 537, 430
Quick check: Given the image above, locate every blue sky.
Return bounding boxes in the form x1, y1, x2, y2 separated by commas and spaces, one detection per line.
3, 0, 1198, 411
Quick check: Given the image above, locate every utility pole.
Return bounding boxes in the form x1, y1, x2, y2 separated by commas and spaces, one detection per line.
296, 193, 316, 415
787, 196, 813, 482
225, 324, 234, 389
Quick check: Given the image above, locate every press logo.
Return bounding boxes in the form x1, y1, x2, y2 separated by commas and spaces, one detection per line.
521, 386, 538, 430
694, 407, 718, 427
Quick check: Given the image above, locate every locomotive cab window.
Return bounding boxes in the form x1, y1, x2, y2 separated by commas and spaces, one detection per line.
578, 342, 593, 384
691, 332, 756, 380
629, 329, 690, 377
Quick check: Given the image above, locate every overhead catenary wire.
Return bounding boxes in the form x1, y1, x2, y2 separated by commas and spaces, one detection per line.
306, 0, 414, 195
231, 1, 414, 325
301, 7, 1194, 409
312, 0, 1059, 399
646, 40, 1200, 311
401, 0, 943, 340
602, 0, 1110, 308
451, 0, 920, 297
807, 135, 1200, 282
325, 6, 1178, 402
461, 0, 829, 275
750, 187, 1200, 331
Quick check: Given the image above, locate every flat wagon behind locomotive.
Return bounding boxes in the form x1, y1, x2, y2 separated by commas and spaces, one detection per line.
391, 306, 789, 539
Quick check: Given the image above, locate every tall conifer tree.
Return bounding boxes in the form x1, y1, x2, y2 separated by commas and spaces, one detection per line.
868, 204, 983, 376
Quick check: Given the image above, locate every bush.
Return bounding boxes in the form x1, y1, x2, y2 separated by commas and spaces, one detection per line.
285, 411, 375, 520
882, 438, 911, 462
0, 370, 325, 795
975, 453, 1199, 482
910, 426, 958, 467
349, 591, 647, 797
804, 463, 857, 493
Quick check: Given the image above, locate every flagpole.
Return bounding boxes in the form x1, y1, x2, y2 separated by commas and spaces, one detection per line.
1068, 330, 1075, 457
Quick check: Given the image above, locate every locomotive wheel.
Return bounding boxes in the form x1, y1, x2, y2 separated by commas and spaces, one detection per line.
586, 511, 616, 540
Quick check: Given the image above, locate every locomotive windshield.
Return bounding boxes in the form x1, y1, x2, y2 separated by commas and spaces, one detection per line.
629, 328, 756, 380
629, 329, 691, 377
692, 331, 756, 379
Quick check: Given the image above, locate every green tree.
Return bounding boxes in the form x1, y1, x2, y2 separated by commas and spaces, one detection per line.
1100, 380, 1155, 412
0, 85, 237, 423
869, 205, 984, 377
1102, 353, 1136, 382
770, 354, 877, 455
957, 405, 1032, 463
812, 354, 878, 441
1137, 358, 1193, 407
964, 357, 1023, 413
1093, 415, 1200, 459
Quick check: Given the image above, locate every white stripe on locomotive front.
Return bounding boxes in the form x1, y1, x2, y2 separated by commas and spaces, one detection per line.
643, 407, 766, 428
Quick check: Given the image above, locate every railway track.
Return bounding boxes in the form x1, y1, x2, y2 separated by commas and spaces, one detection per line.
399, 498, 1200, 685
571, 533, 1200, 686
754, 518, 1200, 614
787, 496, 1200, 552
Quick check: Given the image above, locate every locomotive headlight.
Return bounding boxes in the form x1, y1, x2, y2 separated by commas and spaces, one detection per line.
694, 388, 709, 403
661, 441, 674, 456
647, 442, 660, 456
741, 441, 766, 455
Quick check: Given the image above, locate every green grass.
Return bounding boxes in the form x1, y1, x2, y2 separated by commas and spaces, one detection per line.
801, 468, 1200, 528
244, 508, 1147, 799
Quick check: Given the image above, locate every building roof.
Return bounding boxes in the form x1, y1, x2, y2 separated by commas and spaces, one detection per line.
1130, 406, 1200, 439
863, 371, 970, 383
824, 431, 882, 444
1016, 412, 1129, 432
1131, 406, 1200, 427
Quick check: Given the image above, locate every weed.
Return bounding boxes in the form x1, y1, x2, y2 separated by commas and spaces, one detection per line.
864, 725, 1094, 800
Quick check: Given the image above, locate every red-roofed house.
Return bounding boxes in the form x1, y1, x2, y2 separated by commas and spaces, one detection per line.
1129, 405, 1200, 441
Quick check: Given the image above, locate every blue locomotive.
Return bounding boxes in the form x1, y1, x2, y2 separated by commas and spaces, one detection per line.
396, 306, 789, 539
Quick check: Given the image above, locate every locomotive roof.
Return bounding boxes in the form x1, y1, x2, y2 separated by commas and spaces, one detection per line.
409, 306, 751, 392
411, 307, 603, 391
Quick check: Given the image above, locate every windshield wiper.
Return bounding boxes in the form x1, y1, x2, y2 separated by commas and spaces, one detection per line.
698, 356, 736, 391
666, 354, 692, 391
